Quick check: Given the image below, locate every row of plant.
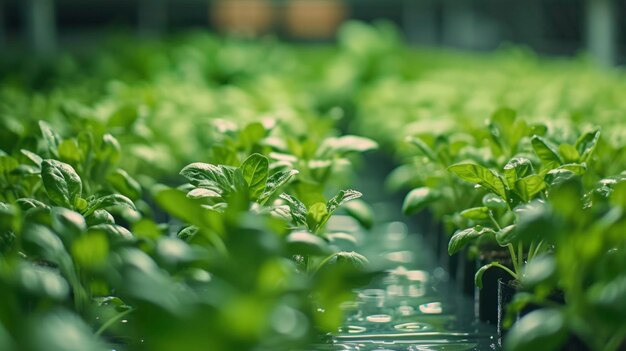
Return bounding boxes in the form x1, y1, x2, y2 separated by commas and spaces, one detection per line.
2, 21, 626, 351
0, 107, 382, 351
399, 107, 626, 350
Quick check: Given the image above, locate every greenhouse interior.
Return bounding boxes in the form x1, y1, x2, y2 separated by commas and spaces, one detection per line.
1, 1, 626, 350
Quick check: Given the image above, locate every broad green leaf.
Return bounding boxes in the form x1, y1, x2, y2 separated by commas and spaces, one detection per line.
41, 159, 83, 208
86, 209, 114, 226
482, 193, 508, 211
180, 162, 235, 192
18, 263, 69, 301
557, 144, 579, 163
318, 135, 378, 157
545, 169, 577, 187
258, 169, 299, 204
402, 187, 441, 215
22, 223, 68, 262
587, 275, 626, 323
187, 187, 221, 199
27, 309, 109, 351
333, 251, 369, 268
286, 231, 330, 256
71, 232, 109, 269
84, 194, 136, 217
406, 136, 437, 161
503, 157, 533, 188
558, 163, 587, 175
58, 139, 82, 163
495, 224, 518, 245
99, 133, 121, 164
0, 156, 18, 174
279, 193, 308, 226
240, 153, 269, 200
16, 198, 49, 211
449, 163, 508, 200
21, 149, 43, 167
88, 224, 133, 241
51, 207, 86, 239
514, 175, 546, 202
107, 169, 142, 200
327, 189, 362, 214
504, 309, 567, 351
39, 121, 61, 157
344, 199, 374, 229
488, 107, 517, 151
132, 219, 162, 240
575, 129, 601, 162
307, 202, 329, 230
448, 226, 496, 255
155, 188, 223, 232
239, 122, 266, 149
460, 206, 490, 220
531, 136, 562, 169
177, 225, 199, 241
522, 254, 557, 288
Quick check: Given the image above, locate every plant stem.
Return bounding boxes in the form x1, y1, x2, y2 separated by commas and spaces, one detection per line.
492, 262, 518, 280
95, 308, 134, 337
517, 241, 524, 275
488, 212, 502, 231
508, 243, 519, 275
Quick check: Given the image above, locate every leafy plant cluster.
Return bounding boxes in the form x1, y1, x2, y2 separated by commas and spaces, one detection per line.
400, 107, 626, 350
0, 113, 378, 351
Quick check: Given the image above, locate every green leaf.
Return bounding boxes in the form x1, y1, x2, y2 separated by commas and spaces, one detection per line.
307, 202, 329, 230
402, 187, 441, 215
460, 207, 491, 220
132, 219, 162, 240
85, 209, 114, 226
449, 163, 508, 200
258, 169, 299, 204
88, 224, 133, 241
495, 224, 518, 246
504, 309, 567, 351
18, 263, 69, 301
286, 231, 331, 256
99, 133, 121, 165
41, 159, 83, 208
71, 232, 109, 269
107, 169, 142, 200
326, 189, 362, 215
558, 163, 587, 175
344, 199, 374, 229
575, 129, 601, 162
187, 188, 221, 199
587, 275, 626, 323
51, 207, 86, 239
448, 226, 496, 255
84, 194, 136, 217
406, 136, 437, 161
21, 149, 43, 167
318, 135, 378, 157
27, 309, 109, 351
514, 175, 546, 202
474, 263, 494, 289
557, 144, 580, 163
180, 162, 235, 193
0, 156, 18, 174
503, 157, 533, 188
39, 121, 61, 157
239, 122, 266, 149
16, 198, 49, 211
58, 139, 82, 164
279, 193, 307, 226
531, 136, 562, 169
482, 193, 508, 211
545, 169, 577, 187
240, 153, 269, 200
522, 254, 557, 288
332, 251, 369, 269
155, 188, 222, 231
